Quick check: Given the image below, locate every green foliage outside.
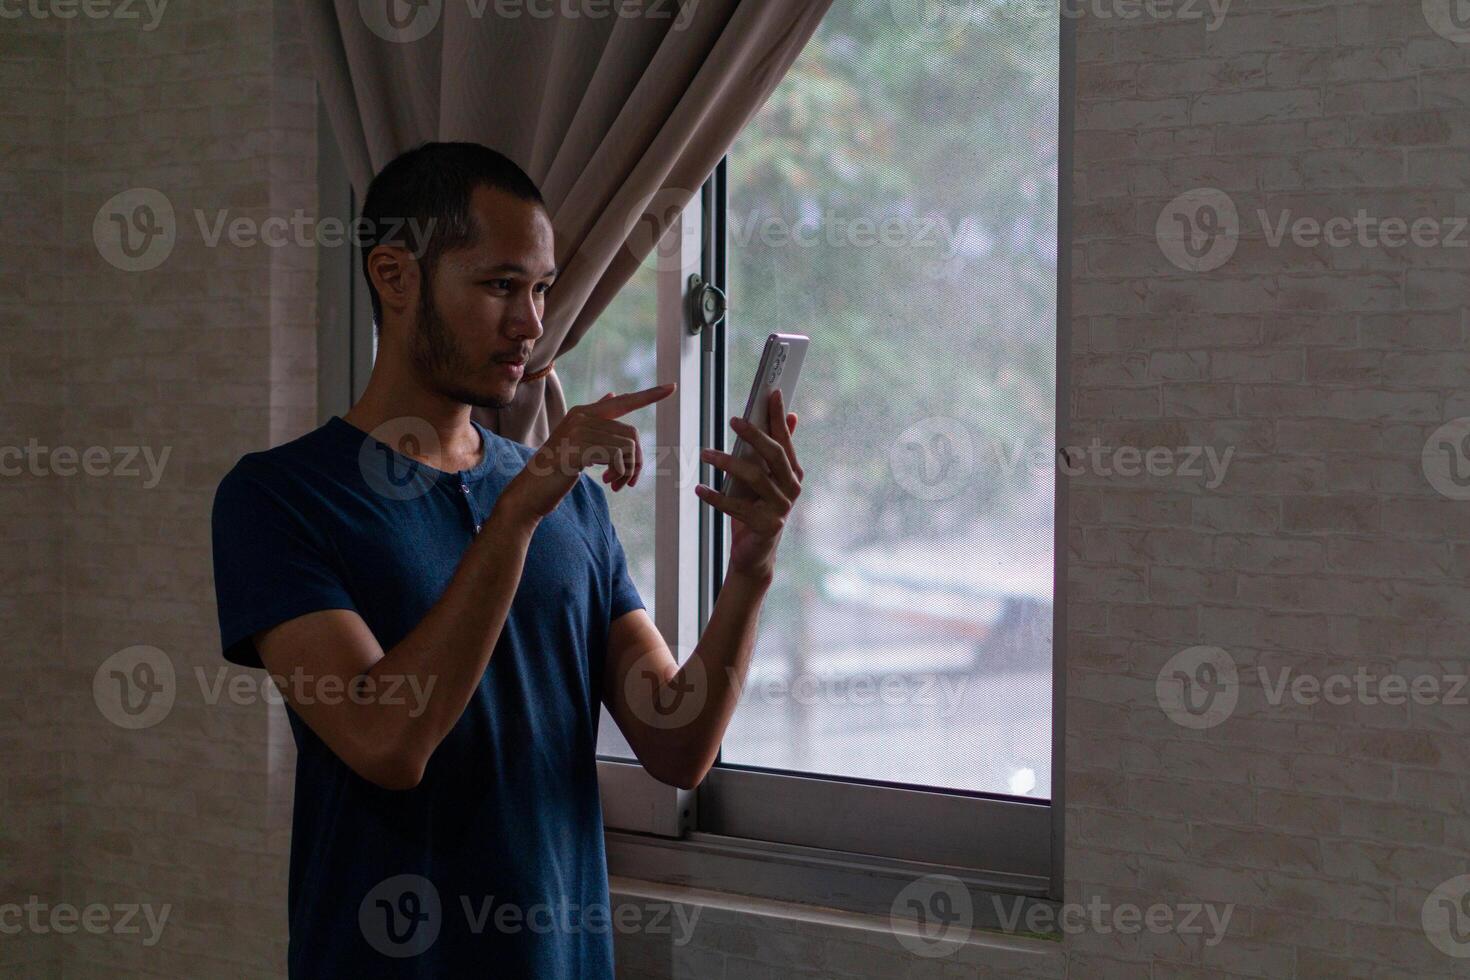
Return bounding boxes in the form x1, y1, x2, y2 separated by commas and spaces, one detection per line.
563, 0, 1058, 648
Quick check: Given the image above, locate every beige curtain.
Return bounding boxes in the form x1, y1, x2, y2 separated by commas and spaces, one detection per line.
299, 0, 833, 446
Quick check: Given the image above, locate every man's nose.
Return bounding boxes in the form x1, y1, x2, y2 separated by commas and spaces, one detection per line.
507, 290, 545, 342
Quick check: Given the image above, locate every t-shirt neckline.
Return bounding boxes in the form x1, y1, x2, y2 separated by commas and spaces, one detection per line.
327, 414, 504, 483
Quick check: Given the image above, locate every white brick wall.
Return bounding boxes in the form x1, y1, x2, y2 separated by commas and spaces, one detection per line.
2, 0, 314, 976
1, 13, 65, 980
1063, 1, 1470, 976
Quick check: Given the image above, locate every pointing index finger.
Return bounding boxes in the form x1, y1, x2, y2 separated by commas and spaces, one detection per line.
589, 382, 677, 419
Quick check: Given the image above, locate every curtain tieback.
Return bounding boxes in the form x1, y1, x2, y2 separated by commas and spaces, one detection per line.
523, 360, 555, 383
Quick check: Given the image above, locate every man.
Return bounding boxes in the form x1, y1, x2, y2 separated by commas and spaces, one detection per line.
210, 142, 802, 977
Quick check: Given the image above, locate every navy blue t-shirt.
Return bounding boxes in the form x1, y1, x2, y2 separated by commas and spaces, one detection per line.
209, 415, 644, 978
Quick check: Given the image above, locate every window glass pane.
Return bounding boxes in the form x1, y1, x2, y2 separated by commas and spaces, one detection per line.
720, 0, 1058, 799
557, 260, 659, 760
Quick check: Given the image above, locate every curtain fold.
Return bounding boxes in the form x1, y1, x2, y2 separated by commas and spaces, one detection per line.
301, 0, 834, 446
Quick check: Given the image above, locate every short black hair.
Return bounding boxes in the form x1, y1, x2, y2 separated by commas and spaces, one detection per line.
358, 141, 547, 330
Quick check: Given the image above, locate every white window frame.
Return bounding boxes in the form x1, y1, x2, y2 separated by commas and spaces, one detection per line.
596, 197, 704, 838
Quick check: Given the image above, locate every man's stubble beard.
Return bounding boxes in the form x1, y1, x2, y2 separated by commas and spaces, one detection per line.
410, 279, 517, 411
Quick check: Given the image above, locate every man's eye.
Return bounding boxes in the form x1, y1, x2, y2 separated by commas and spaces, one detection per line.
535, 283, 552, 296
483, 279, 512, 290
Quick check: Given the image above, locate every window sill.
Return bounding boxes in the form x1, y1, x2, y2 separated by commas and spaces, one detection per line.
604, 828, 1061, 945
609, 873, 1062, 955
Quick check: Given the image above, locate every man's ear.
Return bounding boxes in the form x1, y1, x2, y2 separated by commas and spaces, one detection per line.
367, 245, 420, 320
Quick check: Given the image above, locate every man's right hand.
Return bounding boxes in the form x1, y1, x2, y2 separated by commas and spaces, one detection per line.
501, 382, 676, 520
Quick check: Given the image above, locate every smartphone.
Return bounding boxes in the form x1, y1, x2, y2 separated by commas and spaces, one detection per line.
719, 332, 809, 501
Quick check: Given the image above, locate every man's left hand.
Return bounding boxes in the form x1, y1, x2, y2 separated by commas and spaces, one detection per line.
696, 388, 803, 583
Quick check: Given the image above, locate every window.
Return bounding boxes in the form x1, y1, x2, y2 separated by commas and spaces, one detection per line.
319, 0, 1069, 922
600, 0, 1068, 918
720, 3, 1057, 801
556, 260, 659, 761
